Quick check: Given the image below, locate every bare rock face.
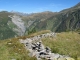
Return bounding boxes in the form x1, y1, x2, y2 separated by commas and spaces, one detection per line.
8, 15, 26, 36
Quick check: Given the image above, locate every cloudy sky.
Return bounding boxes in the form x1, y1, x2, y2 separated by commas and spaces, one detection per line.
0, 0, 80, 13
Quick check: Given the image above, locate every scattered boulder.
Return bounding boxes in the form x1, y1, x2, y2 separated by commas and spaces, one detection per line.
11, 59, 16, 60
58, 57, 66, 60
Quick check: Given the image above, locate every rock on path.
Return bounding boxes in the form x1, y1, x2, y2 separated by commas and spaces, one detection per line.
19, 32, 75, 60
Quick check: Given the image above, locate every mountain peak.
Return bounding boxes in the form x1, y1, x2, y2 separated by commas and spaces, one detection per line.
73, 2, 80, 8
76, 2, 80, 6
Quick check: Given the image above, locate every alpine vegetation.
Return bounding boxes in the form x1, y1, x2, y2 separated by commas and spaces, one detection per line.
20, 32, 75, 60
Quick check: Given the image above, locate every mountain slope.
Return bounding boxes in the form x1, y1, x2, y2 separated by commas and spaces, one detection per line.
0, 11, 55, 40
0, 11, 17, 40
0, 3, 80, 40
21, 11, 56, 34
29, 3, 80, 32
55, 9, 80, 32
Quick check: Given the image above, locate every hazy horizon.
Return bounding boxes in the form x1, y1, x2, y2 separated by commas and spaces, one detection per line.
0, 0, 80, 13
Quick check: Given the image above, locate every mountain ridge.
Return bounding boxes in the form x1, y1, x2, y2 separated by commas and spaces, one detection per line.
0, 3, 80, 40
28, 2, 80, 32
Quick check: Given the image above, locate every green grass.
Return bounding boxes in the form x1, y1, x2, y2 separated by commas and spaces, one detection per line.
42, 32, 80, 60
0, 38, 37, 60
7, 21, 17, 29
28, 30, 51, 37
19, 30, 51, 39
0, 31, 80, 60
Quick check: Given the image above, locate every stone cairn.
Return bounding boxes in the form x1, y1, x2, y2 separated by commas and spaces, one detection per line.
19, 32, 75, 60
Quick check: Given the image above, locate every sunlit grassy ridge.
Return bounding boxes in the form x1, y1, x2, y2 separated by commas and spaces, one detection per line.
0, 38, 36, 60
28, 30, 51, 37
0, 30, 50, 60
19, 30, 51, 39
0, 31, 80, 60
42, 32, 80, 60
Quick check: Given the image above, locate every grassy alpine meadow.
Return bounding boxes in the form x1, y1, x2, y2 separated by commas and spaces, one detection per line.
0, 30, 51, 60
42, 32, 80, 60
19, 30, 51, 39
0, 38, 37, 60
0, 31, 80, 60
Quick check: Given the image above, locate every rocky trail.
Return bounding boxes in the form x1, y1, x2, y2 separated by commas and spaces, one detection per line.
19, 32, 75, 60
